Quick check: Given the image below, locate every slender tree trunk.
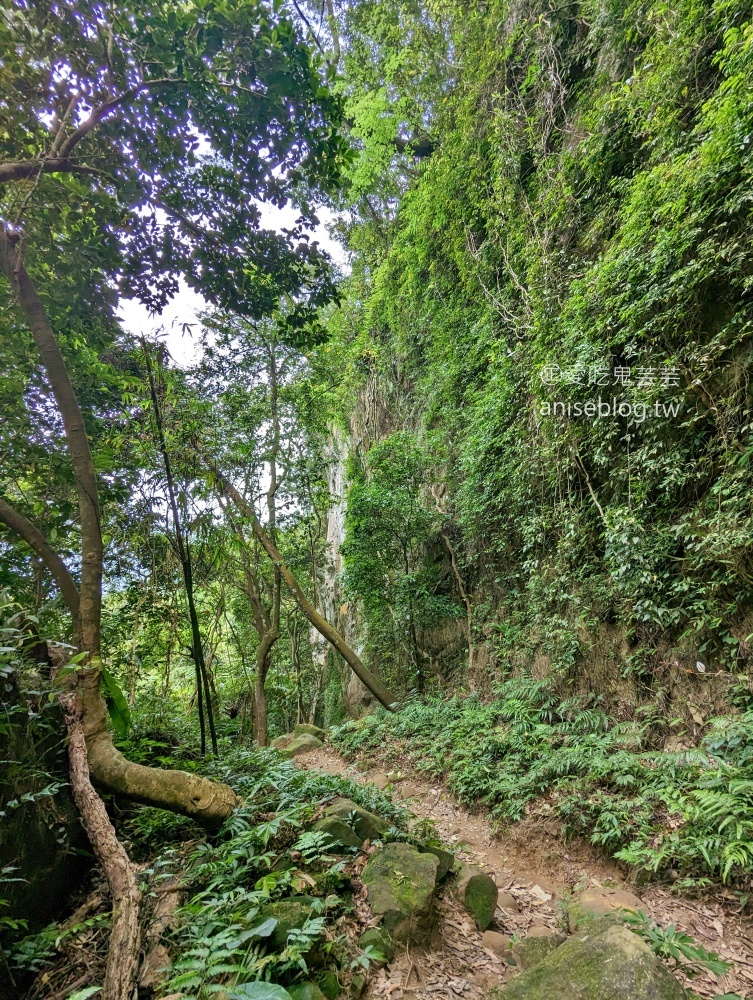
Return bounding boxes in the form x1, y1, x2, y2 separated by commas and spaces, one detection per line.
61, 694, 141, 1000
250, 339, 283, 747
441, 530, 474, 673
141, 339, 218, 755
325, 0, 341, 65
253, 650, 270, 747
0, 230, 237, 825
290, 616, 305, 724
202, 455, 398, 712
128, 594, 146, 709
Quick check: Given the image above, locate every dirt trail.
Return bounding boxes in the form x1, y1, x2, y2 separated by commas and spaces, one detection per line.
297, 743, 753, 1000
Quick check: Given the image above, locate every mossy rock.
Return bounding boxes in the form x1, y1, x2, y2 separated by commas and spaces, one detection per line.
281, 733, 324, 757
359, 926, 396, 962
493, 923, 689, 1000
452, 862, 498, 930
272, 733, 294, 750
313, 815, 363, 849
323, 797, 388, 842
317, 971, 342, 999
567, 887, 644, 933
258, 895, 316, 948
418, 844, 454, 880
295, 722, 327, 741
362, 842, 440, 943
289, 984, 327, 1000
511, 929, 567, 970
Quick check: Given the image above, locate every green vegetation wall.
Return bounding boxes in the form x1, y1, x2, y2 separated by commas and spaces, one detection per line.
317, 0, 753, 716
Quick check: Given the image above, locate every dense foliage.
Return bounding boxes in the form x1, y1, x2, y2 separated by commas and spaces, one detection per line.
332, 679, 753, 889
2, 0, 753, 994
320, 0, 753, 702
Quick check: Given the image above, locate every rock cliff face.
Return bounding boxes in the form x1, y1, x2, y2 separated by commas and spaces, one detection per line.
312, 0, 753, 721
314, 424, 375, 718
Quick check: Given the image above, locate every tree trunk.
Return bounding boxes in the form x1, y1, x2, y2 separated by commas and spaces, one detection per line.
141, 338, 218, 755
128, 594, 146, 709
203, 455, 398, 712
61, 693, 141, 1000
73, 655, 238, 825
253, 655, 269, 747
0, 229, 237, 826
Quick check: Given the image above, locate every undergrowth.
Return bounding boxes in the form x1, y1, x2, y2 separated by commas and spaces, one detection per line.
330, 680, 753, 891
10, 743, 414, 999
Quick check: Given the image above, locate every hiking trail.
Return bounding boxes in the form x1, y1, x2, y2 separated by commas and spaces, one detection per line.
297, 743, 753, 1000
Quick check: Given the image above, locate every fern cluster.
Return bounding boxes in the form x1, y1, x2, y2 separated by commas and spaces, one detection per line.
331, 681, 753, 887
153, 747, 410, 998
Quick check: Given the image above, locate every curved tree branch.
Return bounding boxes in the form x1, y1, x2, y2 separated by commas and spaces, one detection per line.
0, 227, 102, 653
0, 496, 81, 624
199, 449, 398, 713
0, 79, 188, 185
0, 229, 238, 828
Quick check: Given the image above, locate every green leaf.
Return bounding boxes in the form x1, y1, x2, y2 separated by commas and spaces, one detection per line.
237, 917, 278, 941
229, 984, 292, 1000
100, 668, 131, 738
67, 988, 102, 1000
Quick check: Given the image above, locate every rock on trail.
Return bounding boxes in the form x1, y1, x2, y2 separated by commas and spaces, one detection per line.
294, 742, 749, 1000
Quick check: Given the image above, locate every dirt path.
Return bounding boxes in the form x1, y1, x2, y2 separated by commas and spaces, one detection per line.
297, 743, 753, 1000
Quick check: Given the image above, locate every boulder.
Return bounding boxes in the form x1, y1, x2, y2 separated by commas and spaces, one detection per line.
362, 842, 440, 943
510, 927, 567, 969
418, 844, 455, 880
313, 815, 364, 849
272, 733, 294, 749
317, 971, 341, 999
289, 984, 327, 1000
452, 862, 498, 930
281, 733, 324, 757
482, 930, 512, 958
494, 922, 688, 1000
359, 926, 396, 962
568, 886, 643, 933
257, 896, 316, 948
295, 722, 327, 741
323, 797, 388, 842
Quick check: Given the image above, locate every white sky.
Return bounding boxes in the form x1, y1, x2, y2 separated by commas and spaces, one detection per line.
117, 202, 349, 366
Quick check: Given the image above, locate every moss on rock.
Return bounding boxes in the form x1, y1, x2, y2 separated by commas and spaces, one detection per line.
295, 723, 327, 740
280, 733, 324, 757
511, 929, 567, 969
317, 970, 342, 999
495, 923, 689, 999
418, 844, 455, 879
313, 814, 364, 848
289, 984, 327, 1000
452, 862, 498, 930
323, 797, 388, 842
359, 926, 396, 962
362, 842, 440, 942
258, 896, 317, 948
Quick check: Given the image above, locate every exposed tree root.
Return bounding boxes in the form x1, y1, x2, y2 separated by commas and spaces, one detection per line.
61, 694, 141, 1000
